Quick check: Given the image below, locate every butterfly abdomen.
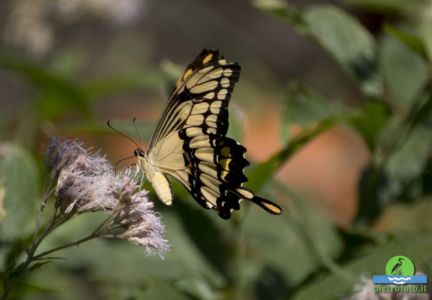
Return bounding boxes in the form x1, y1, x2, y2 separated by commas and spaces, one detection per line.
138, 155, 173, 206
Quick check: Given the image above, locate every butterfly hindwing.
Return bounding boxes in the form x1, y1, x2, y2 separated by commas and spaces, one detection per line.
180, 131, 281, 219
144, 49, 282, 219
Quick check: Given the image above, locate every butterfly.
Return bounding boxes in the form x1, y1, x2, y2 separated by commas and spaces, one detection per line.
134, 49, 282, 219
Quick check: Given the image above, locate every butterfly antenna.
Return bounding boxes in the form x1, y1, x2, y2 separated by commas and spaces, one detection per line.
114, 155, 136, 174
107, 120, 140, 149
132, 117, 142, 146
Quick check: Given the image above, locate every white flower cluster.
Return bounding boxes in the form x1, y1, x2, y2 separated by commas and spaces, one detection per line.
45, 137, 169, 257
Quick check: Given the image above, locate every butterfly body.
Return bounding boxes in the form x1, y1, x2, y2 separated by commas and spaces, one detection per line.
136, 49, 282, 219
137, 152, 173, 205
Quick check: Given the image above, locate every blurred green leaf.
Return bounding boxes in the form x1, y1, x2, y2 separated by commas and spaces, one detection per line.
24, 264, 114, 300
303, 5, 381, 97
173, 197, 234, 282
384, 125, 432, 192
252, 0, 306, 32
50, 49, 85, 77
83, 70, 164, 100
0, 53, 164, 121
28, 261, 51, 272
0, 54, 90, 120
384, 24, 428, 59
380, 34, 429, 112
281, 81, 345, 143
255, 3, 382, 97
419, 7, 432, 62
356, 116, 432, 225
242, 192, 343, 293
140, 279, 194, 300
347, 101, 390, 150
0, 143, 39, 241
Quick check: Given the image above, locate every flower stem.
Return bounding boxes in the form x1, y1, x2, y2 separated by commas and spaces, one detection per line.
1, 188, 58, 300
33, 216, 111, 260
33, 232, 101, 260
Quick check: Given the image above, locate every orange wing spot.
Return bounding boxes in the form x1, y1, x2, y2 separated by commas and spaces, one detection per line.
202, 53, 213, 64
219, 158, 231, 170
183, 68, 193, 80
221, 170, 229, 180
176, 68, 194, 88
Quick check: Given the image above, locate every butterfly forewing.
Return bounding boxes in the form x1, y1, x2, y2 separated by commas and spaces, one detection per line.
143, 49, 282, 219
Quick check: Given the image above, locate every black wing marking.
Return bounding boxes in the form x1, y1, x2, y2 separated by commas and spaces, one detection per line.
180, 128, 282, 219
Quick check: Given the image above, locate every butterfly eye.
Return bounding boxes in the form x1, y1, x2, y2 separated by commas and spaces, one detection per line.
134, 149, 145, 157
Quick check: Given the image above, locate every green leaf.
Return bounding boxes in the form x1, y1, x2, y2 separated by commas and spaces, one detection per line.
172, 197, 234, 281
380, 34, 429, 112
49, 49, 85, 77
384, 125, 432, 191
23, 265, 111, 300
356, 120, 432, 225
254, 3, 382, 97
418, 6, 432, 62
140, 279, 194, 300
242, 191, 343, 291
303, 5, 381, 97
281, 81, 345, 143
252, 0, 306, 32
384, 24, 428, 59
29, 261, 52, 272
347, 101, 390, 151
0, 143, 40, 240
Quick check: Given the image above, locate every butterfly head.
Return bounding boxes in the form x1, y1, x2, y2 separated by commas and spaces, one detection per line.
134, 148, 145, 158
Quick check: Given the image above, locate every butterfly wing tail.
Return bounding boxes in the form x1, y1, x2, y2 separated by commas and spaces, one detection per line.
234, 187, 282, 215
250, 195, 282, 215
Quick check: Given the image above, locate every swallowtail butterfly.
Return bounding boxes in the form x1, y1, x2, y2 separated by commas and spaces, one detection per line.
134, 49, 282, 219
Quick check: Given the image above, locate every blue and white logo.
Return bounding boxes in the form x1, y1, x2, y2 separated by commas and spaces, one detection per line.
372, 255, 427, 285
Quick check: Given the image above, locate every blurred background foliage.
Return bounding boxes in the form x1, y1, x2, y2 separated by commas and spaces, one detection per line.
1, 0, 432, 299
